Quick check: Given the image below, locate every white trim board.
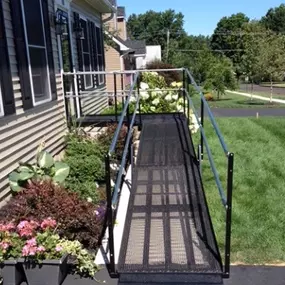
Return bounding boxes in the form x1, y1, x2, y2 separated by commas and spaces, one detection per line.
95, 165, 132, 265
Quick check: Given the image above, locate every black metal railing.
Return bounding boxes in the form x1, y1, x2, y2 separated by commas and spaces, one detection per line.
62, 68, 234, 279
184, 68, 234, 278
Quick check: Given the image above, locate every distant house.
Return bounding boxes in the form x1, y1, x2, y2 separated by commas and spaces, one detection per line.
0, 0, 115, 204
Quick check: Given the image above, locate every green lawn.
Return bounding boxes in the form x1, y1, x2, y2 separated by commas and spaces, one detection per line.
197, 117, 285, 264
191, 92, 285, 109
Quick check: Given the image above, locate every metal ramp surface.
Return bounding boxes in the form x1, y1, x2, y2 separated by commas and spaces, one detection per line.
118, 114, 222, 284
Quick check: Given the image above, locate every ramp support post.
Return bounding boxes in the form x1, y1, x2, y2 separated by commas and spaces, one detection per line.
224, 152, 234, 278
105, 154, 116, 275
200, 96, 204, 161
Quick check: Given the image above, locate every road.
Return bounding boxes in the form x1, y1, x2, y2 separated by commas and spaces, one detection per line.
240, 84, 285, 97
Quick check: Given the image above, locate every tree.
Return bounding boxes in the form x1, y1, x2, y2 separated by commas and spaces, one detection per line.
127, 10, 186, 62
240, 21, 267, 90
204, 56, 237, 99
255, 33, 285, 102
261, 4, 285, 33
211, 13, 250, 78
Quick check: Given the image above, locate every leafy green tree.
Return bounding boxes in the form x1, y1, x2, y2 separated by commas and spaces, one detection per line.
255, 33, 285, 102
261, 4, 285, 33
211, 13, 250, 78
127, 9, 185, 62
204, 56, 237, 99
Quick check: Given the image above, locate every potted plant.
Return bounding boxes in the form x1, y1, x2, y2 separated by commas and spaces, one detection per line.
0, 223, 26, 285
17, 219, 69, 285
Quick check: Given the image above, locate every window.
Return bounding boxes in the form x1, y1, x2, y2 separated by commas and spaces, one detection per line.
95, 26, 105, 85
80, 18, 92, 89
0, 0, 15, 116
21, 0, 51, 105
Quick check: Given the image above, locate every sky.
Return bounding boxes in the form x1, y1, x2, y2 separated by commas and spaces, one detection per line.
117, 0, 284, 36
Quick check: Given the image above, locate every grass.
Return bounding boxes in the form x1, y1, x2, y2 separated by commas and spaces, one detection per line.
196, 117, 285, 264
191, 92, 285, 109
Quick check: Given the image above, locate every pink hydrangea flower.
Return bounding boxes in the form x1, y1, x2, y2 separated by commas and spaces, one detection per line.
26, 238, 37, 247
22, 245, 30, 256
41, 218, 57, 230
37, 246, 45, 252
0, 242, 10, 250
55, 245, 62, 252
17, 220, 39, 237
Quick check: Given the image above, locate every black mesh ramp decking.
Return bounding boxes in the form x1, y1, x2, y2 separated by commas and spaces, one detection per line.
118, 114, 222, 279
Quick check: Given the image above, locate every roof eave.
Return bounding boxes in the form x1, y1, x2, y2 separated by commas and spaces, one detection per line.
84, 0, 117, 13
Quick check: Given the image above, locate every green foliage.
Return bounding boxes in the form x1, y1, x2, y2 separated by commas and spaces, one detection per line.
261, 4, 285, 33
59, 239, 98, 277
9, 150, 69, 193
210, 13, 250, 77
64, 135, 105, 201
127, 9, 185, 62
204, 56, 237, 99
145, 60, 181, 85
141, 71, 167, 89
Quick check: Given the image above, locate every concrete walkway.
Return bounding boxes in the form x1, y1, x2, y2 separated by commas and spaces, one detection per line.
209, 108, 285, 117
227, 90, 285, 104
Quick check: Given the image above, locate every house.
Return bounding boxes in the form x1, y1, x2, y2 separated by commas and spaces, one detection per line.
104, 5, 136, 93
0, 0, 115, 205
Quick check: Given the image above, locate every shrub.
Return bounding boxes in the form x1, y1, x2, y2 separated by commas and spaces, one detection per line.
145, 60, 181, 85
0, 181, 105, 250
63, 135, 105, 200
204, 93, 214, 101
96, 124, 128, 159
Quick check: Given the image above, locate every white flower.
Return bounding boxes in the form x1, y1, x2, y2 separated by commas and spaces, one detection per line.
165, 94, 172, 101
140, 82, 149, 90
87, 197, 93, 203
110, 163, 119, 171
172, 94, 179, 100
95, 182, 99, 189
141, 91, 149, 99
111, 179, 115, 187
94, 210, 99, 216
178, 97, 184, 104
177, 104, 183, 112
130, 95, 136, 103
176, 82, 183, 88
155, 88, 163, 95
151, 72, 158, 76
171, 82, 177, 87
150, 106, 156, 112
152, 98, 160, 106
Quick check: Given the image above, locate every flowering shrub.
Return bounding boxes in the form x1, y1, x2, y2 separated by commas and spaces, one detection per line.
0, 219, 98, 277
0, 181, 105, 250
131, 72, 184, 114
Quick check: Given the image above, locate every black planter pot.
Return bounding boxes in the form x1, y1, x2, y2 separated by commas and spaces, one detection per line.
19, 254, 68, 285
1, 260, 26, 285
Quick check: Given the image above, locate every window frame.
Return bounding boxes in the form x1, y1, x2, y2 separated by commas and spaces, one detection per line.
95, 24, 105, 86
20, 0, 52, 107
80, 17, 93, 90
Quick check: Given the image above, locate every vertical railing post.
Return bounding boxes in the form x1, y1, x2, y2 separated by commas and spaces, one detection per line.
137, 74, 142, 128
121, 73, 125, 107
114, 73, 118, 123
183, 69, 186, 115
105, 154, 115, 275
187, 75, 190, 126
224, 152, 234, 278
200, 94, 204, 161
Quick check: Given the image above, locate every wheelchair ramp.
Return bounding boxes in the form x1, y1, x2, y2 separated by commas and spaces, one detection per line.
118, 114, 223, 284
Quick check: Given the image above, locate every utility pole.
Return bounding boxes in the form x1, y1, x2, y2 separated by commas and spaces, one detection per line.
166, 29, 170, 62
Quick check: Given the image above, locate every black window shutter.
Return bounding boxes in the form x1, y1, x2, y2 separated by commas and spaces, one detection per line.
0, 1, 15, 116
89, 21, 97, 87
74, 12, 85, 91
41, 0, 57, 101
10, 0, 33, 110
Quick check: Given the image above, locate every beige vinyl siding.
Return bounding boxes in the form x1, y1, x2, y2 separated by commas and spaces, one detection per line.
0, 0, 66, 205
117, 20, 126, 40
105, 46, 121, 93
71, 3, 108, 115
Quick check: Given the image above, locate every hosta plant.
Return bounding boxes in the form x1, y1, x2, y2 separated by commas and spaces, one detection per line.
9, 149, 70, 192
